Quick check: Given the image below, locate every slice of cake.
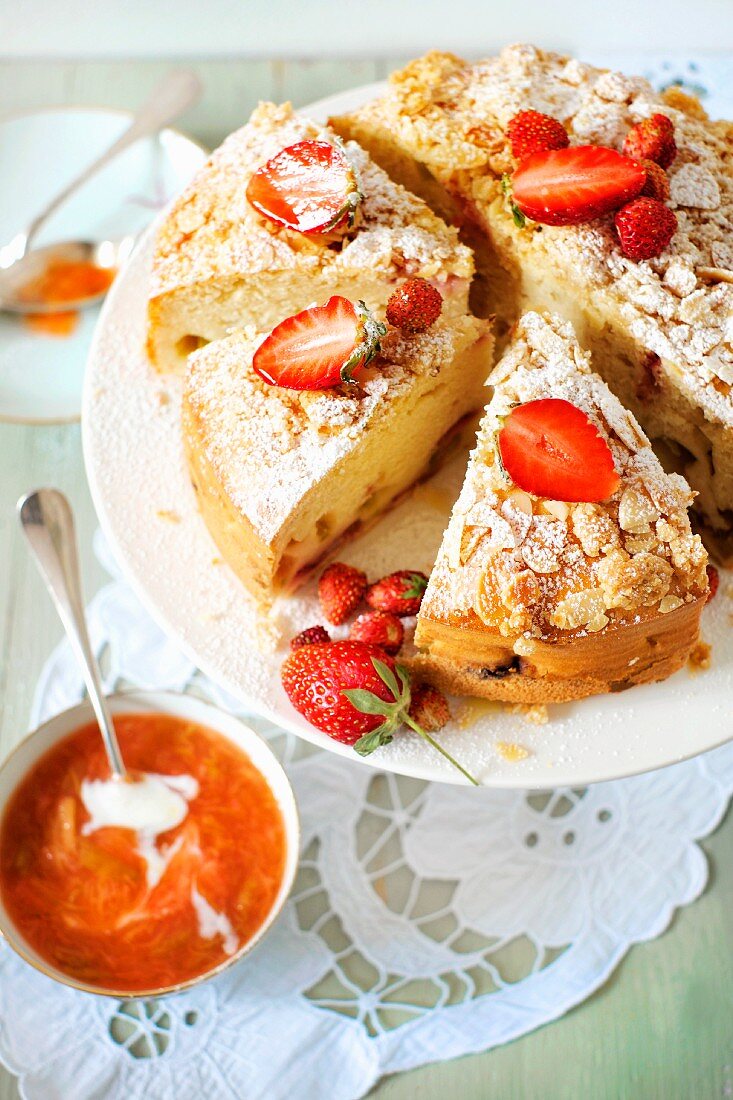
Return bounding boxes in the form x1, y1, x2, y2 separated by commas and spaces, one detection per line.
412, 312, 708, 704
332, 46, 733, 561
183, 296, 492, 609
147, 101, 473, 374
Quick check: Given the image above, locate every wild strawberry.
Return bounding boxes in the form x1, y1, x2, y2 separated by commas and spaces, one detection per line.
639, 159, 670, 202
707, 564, 719, 602
318, 562, 367, 625
366, 570, 429, 616
290, 625, 331, 650
511, 146, 646, 226
246, 138, 362, 234
385, 278, 443, 334
623, 114, 677, 169
614, 197, 677, 262
350, 610, 404, 655
281, 640, 477, 781
253, 296, 386, 390
506, 110, 569, 161
408, 683, 451, 732
498, 398, 620, 503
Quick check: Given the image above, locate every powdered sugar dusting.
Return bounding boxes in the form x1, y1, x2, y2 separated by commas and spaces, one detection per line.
422, 312, 707, 637
353, 45, 733, 425
151, 102, 472, 298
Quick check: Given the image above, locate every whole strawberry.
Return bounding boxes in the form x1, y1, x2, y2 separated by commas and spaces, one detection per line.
639, 159, 670, 202
281, 640, 398, 744
623, 113, 677, 169
615, 197, 677, 261
408, 683, 451, 732
318, 562, 367, 625
290, 624, 331, 650
350, 610, 404, 655
366, 570, 429, 616
506, 110, 569, 161
281, 641, 478, 782
386, 278, 443, 334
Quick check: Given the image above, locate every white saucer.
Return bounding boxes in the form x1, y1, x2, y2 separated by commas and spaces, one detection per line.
0, 108, 207, 423
83, 83, 733, 788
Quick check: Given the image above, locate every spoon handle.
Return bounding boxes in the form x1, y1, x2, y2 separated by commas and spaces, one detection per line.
24, 69, 202, 254
18, 489, 127, 780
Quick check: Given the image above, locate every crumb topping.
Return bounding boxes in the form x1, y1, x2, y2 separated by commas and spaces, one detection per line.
151, 101, 472, 297
353, 45, 733, 425
422, 312, 708, 641
185, 316, 485, 543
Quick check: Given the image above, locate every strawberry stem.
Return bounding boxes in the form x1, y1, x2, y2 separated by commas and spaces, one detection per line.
402, 714, 480, 786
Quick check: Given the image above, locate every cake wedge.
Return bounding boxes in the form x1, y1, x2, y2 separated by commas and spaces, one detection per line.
183, 298, 492, 611
412, 312, 708, 704
147, 102, 473, 374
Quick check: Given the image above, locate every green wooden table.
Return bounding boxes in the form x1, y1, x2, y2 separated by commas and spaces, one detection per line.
1, 59, 732, 1100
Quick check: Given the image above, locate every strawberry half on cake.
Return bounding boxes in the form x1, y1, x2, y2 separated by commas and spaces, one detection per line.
183, 292, 492, 610
332, 46, 733, 562
147, 102, 473, 373
412, 312, 708, 704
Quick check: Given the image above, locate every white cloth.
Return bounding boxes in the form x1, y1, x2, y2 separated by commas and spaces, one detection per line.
0, 527, 731, 1099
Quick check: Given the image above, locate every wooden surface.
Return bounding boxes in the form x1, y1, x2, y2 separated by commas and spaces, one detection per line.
1, 59, 732, 1100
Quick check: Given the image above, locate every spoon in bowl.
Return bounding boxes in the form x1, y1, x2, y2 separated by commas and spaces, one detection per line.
0, 68, 201, 313
18, 488, 127, 780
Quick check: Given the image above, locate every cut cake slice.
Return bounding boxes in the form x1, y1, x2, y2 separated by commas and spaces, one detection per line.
412, 312, 708, 704
332, 45, 733, 561
147, 101, 473, 374
183, 310, 493, 610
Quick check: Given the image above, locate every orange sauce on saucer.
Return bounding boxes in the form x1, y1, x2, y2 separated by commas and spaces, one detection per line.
19, 260, 115, 339
0, 713, 287, 991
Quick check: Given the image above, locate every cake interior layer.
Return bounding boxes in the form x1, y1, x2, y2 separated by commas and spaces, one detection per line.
412, 596, 704, 704
332, 113, 733, 562
149, 269, 470, 375
183, 328, 492, 608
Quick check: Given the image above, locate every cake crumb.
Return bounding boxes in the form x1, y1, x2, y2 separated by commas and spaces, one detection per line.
495, 740, 531, 762
156, 509, 181, 523
454, 697, 502, 728
211, 557, 223, 566
156, 390, 171, 407
507, 702, 549, 725
688, 640, 711, 671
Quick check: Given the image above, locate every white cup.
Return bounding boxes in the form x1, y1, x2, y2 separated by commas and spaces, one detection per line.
0, 690, 300, 997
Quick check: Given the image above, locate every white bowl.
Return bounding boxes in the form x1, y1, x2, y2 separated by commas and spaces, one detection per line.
0, 690, 300, 998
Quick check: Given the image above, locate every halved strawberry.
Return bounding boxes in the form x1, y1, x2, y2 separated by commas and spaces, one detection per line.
246, 139, 362, 234
253, 296, 386, 390
511, 146, 646, 226
498, 398, 620, 503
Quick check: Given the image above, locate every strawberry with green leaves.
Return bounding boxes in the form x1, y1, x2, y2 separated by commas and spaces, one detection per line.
281, 640, 478, 783
253, 296, 386, 390
246, 139, 362, 234
366, 570, 429, 616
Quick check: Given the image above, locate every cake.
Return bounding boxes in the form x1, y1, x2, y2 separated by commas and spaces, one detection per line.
147, 101, 474, 374
332, 46, 733, 561
412, 312, 708, 704
183, 307, 493, 609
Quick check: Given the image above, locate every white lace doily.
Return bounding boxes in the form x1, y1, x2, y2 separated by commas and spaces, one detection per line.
1, 527, 732, 1100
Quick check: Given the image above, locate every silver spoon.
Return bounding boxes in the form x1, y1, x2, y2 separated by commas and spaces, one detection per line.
18, 488, 128, 780
0, 69, 201, 313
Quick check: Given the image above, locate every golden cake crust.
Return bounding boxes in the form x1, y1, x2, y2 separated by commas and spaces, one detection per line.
414, 311, 708, 702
